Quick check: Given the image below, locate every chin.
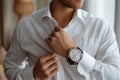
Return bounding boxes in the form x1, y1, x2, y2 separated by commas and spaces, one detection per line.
72, 5, 82, 9
76, 6, 82, 9
71, 2, 84, 9
75, 0, 84, 9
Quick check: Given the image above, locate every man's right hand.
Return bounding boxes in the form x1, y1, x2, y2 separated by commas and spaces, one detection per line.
33, 53, 59, 80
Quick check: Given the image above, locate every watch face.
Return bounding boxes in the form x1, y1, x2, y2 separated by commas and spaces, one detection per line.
69, 49, 81, 63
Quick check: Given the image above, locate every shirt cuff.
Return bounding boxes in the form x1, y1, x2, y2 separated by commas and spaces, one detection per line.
77, 51, 96, 75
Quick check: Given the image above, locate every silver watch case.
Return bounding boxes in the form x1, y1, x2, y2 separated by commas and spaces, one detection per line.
68, 48, 83, 63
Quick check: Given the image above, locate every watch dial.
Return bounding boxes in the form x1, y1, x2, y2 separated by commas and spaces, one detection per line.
69, 49, 81, 62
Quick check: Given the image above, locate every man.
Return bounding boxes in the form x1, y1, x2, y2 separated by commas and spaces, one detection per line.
4, 0, 120, 80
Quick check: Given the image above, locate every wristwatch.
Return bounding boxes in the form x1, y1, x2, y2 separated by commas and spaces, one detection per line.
66, 47, 83, 65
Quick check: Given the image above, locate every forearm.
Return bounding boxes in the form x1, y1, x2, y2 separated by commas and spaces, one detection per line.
92, 60, 120, 80
77, 51, 120, 80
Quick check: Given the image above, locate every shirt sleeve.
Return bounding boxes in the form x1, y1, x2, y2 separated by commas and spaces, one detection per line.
3, 18, 34, 80
77, 21, 120, 80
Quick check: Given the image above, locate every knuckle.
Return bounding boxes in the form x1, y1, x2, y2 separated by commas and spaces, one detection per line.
40, 64, 47, 70
48, 37, 52, 41
52, 31, 55, 35
59, 28, 63, 31
39, 58, 44, 64
52, 58, 57, 62
44, 69, 49, 75
50, 54, 55, 58
44, 71, 51, 78
51, 53, 55, 57
54, 32, 58, 36
51, 37, 55, 41
40, 65, 45, 70
48, 44, 52, 48
55, 32, 59, 35
46, 74, 51, 78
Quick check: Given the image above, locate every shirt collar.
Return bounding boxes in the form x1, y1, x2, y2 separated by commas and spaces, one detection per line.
73, 9, 85, 24
41, 4, 85, 24
41, 4, 53, 19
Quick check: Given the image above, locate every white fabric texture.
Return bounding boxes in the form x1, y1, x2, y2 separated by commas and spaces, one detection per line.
83, 0, 120, 52
83, 0, 115, 28
3, 5, 120, 80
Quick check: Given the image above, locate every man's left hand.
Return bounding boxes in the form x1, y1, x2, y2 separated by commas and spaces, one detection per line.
45, 26, 77, 58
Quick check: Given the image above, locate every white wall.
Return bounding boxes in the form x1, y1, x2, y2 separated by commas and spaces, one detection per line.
33, 0, 51, 10
3, 0, 17, 49
3, 0, 51, 49
115, 0, 120, 50
3, 0, 117, 50
83, 0, 115, 28
34, 0, 115, 28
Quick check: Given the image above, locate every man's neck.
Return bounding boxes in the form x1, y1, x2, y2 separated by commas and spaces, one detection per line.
50, 1, 75, 28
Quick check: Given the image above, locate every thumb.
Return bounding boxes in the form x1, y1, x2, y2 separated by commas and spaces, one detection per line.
54, 26, 63, 31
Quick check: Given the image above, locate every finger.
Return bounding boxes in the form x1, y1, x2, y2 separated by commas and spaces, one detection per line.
43, 57, 58, 70
46, 61, 58, 74
43, 53, 56, 61
51, 31, 56, 36
48, 34, 52, 41
54, 26, 61, 32
49, 67, 58, 77
44, 67, 58, 79
46, 37, 56, 44
33, 61, 41, 79
39, 53, 56, 63
46, 34, 54, 42
45, 38, 50, 43
57, 26, 63, 30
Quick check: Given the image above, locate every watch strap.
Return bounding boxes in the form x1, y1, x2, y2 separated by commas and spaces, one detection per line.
66, 56, 78, 65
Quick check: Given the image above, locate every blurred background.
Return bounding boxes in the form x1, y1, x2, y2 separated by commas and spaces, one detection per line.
0, 0, 120, 80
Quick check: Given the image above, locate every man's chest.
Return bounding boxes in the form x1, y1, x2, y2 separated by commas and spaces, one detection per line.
20, 21, 100, 63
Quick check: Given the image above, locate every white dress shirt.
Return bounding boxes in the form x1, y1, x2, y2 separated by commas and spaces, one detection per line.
4, 5, 120, 80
